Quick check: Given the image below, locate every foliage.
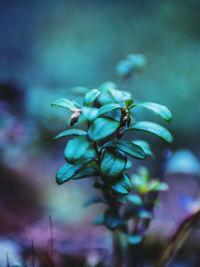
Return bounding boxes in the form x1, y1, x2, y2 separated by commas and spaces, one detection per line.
52, 54, 173, 266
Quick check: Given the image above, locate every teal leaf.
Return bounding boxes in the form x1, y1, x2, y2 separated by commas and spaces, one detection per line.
84, 196, 106, 207
125, 121, 173, 143
132, 102, 172, 122
97, 103, 122, 117
80, 106, 99, 121
56, 159, 91, 184
51, 98, 80, 110
100, 149, 127, 178
104, 140, 145, 159
132, 140, 154, 157
111, 173, 132, 195
127, 234, 143, 244
64, 135, 91, 163
104, 210, 123, 230
72, 167, 99, 179
126, 195, 143, 206
108, 88, 132, 102
93, 213, 105, 226
83, 89, 101, 106
88, 117, 120, 141
53, 129, 87, 141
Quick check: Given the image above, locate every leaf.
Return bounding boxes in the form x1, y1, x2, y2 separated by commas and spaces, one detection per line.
126, 195, 143, 206
100, 149, 127, 178
51, 98, 80, 110
104, 140, 145, 159
93, 213, 105, 226
83, 89, 101, 106
125, 121, 173, 143
84, 196, 106, 207
97, 103, 122, 117
149, 180, 169, 191
127, 234, 143, 244
53, 129, 87, 141
72, 167, 99, 179
64, 135, 91, 163
104, 210, 124, 230
56, 159, 91, 184
108, 88, 132, 102
132, 140, 154, 157
132, 102, 172, 122
80, 106, 99, 121
131, 174, 149, 194
111, 173, 132, 195
88, 117, 120, 141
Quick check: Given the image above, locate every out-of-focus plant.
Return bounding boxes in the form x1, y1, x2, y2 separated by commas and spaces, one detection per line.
52, 54, 173, 267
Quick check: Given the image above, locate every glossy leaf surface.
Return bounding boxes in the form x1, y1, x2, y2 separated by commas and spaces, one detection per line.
88, 117, 120, 141
53, 129, 87, 141
100, 149, 127, 178
64, 135, 91, 163
51, 98, 80, 110
132, 102, 172, 122
83, 89, 101, 106
126, 121, 173, 143
104, 140, 145, 159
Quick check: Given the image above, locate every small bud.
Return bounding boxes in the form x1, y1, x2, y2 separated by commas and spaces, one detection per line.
70, 111, 81, 126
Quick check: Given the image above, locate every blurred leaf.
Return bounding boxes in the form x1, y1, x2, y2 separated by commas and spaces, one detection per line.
84, 196, 106, 207
53, 129, 87, 141
131, 174, 149, 194
81, 106, 99, 121
111, 173, 131, 195
64, 135, 91, 163
104, 140, 145, 159
93, 213, 105, 226
125, 160, 132, 169
100, 149, 127, 178
104, 210, 124, 230
149, 180, 169, 191
125, 121, 173, 143
125, 99, 134, 107
126, 195, 143, 206
56, 159, 92, 184
127, 234, 143, 244
88, 117, 120, 141
83, 88, 101, 106
132, 140, 154, 158
132, 102, 172, 122
98, 103, 122, 117
51, 98, 80, 110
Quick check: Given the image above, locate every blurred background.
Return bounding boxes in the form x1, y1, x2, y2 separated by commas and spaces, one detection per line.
0, 0, 200, 266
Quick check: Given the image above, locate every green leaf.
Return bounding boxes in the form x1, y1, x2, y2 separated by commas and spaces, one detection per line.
56, 159, 91, 184
80, 106, 99, 121
125, 121, 173, 143
83, 89, 101, 106
72, 167, 98, 179
100, 149, 127, 178
149, 180, 169, 191
64, 135, 91, 163
84, 196, 105, 207
132, 140, 154, 157
98, 103, 122, 117
131, 174, 149, 194
88, 117, 120, 141
104, 140, 145, 159
53, 129, 87, 141
126, 195, 143, 206
111, 173, 132, 195
104, 210, 123, 230
51, 98, 80, 110
132, 102, 172, 122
